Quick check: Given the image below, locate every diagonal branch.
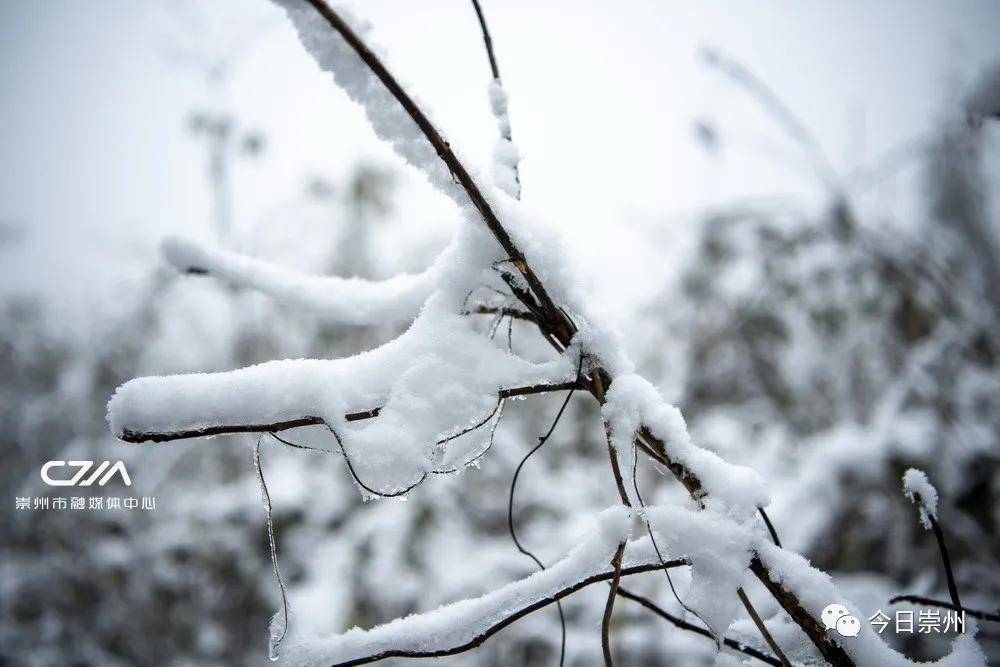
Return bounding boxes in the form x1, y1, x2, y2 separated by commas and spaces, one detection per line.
302, 0, 570, 342
292, 3, 854, 664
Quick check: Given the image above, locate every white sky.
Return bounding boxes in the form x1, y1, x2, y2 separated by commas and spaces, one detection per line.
1, 0, 998, 330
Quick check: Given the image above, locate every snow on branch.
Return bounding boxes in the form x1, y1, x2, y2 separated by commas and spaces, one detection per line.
902, 468, 939, 530
162, 236, 438, 325
644, 505, 755, 638
110, 311, 574, 494
112, 226, 578, 496
602, 373, 769, 518
277, 507, 683, 666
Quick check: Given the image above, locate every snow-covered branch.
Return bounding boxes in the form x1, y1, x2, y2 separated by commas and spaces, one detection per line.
162, 236, 437, 325
278, 508, 681, 666
105, 2, 992, 664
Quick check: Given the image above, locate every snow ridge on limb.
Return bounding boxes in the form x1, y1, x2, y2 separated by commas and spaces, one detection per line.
162, 236, 438, 326
272, 1, 475, 213
277, 508, 655, 666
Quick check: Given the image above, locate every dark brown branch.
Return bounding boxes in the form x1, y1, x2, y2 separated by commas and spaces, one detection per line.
469, 0, 500, 80
304, 0, 571, 344
888, 595, 1000, 623
617, 587, 782, 666
326, 560, 685, 667
758, 507, 782, 548
120, 417, 325, 443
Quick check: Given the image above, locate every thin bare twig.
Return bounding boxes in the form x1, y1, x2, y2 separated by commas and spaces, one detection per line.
254, 437, 289, 658
506, 359, 582, 667
758, 507, 782, 548
738, 587, 792, 667
928, 512, 963, 609
616, 587, 782, 666
888, 595, 999, 623
602, 541, 627, 667
469, 0, 500, 80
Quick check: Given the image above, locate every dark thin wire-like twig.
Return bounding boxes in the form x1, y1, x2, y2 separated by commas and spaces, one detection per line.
506, 356, 582, 667
929, 513, 963, 609
254, 436, 289, 659
908, 489, 963, 610
469, 0, 500, 80
888, 595, 1000, 623
616, 587, 782, 666
432, 398, 506, 474
758, 507, 782, 548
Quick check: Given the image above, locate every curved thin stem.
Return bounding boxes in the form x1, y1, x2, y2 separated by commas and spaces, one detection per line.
617, 587, 782, 666
602, 541, 626, 667
254, 437, 289, 658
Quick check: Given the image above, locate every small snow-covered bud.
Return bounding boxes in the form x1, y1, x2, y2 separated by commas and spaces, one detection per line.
902, 468, 939, 530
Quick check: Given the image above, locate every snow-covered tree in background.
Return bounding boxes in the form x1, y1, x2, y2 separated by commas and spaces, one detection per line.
101, 2, 996, 666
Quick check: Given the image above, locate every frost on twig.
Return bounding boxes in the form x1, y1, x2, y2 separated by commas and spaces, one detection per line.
902, 468, 939, 530
161, 236, 438, 325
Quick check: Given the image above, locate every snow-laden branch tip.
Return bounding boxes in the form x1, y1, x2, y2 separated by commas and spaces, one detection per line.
276, 507, 682, 666
488, 81, 520, 199
902, 468, 939, 530
161, 236, 437, 326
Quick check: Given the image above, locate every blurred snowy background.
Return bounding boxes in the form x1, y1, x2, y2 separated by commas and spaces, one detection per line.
1, 0, 998, 664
